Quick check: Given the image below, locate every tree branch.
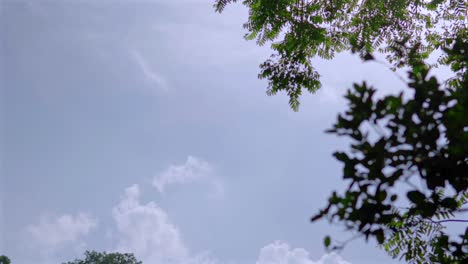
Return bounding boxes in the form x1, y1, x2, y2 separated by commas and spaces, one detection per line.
331, 233, 365, 252
431, 219, 468, 224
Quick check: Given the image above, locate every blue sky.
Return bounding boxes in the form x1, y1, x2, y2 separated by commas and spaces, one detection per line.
0, 0, 430, 263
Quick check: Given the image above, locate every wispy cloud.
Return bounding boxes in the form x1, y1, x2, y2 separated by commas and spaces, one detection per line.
153, 156, 224, 199
131, 49, 168, 92
26, 213, 97, 255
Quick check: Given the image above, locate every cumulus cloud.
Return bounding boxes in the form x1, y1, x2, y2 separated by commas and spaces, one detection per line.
112, 184, 221, 264
26, 213, 97, 249
23, 187, 350, 264
131, 49, 168, 91
111, 186, 350, 264
153, 156, 224, 198
256, 241, 351, 264
112, 184, 189, 263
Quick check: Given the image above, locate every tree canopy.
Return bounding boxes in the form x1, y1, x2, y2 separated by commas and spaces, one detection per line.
311, 37, 467, 263
62, 251, 142, 264
215, 1, 467, 263
215, 0, 467, 110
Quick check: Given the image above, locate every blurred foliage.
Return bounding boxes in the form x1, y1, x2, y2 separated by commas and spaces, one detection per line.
0, 256, 11, 264
215, 0, 467, 110
311, 36, 467, 263
63, 251, 142, 264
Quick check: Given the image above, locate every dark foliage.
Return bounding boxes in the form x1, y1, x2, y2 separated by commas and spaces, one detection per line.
0, 256, 11, 264
63, 251, 142, 264
215, 0, 467, 110
312, 37, 467, 263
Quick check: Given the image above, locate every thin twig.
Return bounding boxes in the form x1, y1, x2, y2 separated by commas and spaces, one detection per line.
373, 59, 407, 84
431, 219, 468, 224
332, 233, 365, 252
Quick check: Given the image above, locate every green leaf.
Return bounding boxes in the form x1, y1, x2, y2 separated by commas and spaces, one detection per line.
324, 236, 331, 248
375, 229, 385, 244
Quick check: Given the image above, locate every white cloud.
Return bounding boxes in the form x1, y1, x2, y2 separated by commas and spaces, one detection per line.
256, 241, 351, 264
26, 213, 97, 249
112, 184, 189, 263
112, 185, 350, 264
153, 156, 224, 198
112, 184, 220, 264
131, 49, 168, 91
22, 187, 349, 264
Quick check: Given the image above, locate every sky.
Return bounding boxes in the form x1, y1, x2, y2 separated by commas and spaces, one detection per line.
0, 0, 435, 263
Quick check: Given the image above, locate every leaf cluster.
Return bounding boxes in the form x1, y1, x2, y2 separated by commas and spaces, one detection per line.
383, 191, 468, 263
0, 256, 11, 264
62, 251, 143, 264
215, 0, 467, 110
311, 37, 467, 263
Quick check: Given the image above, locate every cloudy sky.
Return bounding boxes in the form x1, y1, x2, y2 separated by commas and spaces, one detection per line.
0, 0, 438, 263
